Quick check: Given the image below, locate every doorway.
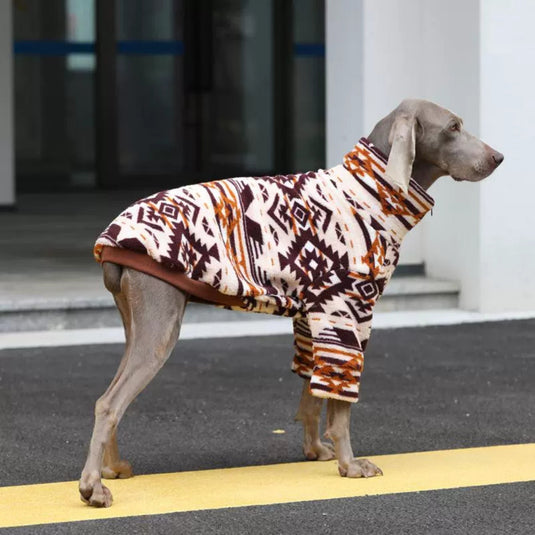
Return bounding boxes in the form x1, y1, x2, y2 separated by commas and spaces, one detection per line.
13, 0, 325, 191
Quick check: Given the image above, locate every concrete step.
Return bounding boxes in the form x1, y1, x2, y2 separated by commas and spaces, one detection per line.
0, 273, 459, 333
375, 275, 459, 312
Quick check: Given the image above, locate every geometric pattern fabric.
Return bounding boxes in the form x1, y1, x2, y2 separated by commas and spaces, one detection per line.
95, 138, 434, 402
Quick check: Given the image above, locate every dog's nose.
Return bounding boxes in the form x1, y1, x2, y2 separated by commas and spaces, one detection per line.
492, 152, 504, 167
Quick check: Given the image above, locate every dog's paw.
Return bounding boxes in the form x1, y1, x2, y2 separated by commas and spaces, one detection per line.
102, 459, 133, 480
338, 458, 383, 478
304, 441, 336, 461
79, 472, 113, 508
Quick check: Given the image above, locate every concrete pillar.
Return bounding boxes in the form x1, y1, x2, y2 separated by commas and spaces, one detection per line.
416, 0, 481, 310
327, 0, 480, 266
477, 2, 535, 311
325, 0, 363, 168
360, 0, 431, 265
0, 0, 14, 208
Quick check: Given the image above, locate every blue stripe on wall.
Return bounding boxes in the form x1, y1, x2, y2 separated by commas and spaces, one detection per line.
14, 41, 95, 55
116, 40, 184, 55
293, 43, 325, 57
13, 40, 184, 56
14, 40, 324, 57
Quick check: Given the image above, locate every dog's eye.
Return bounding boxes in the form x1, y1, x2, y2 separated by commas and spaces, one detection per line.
450, 123, 461, 132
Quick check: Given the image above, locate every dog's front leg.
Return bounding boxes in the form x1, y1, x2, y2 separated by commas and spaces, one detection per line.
295, 379, 335, 461
325, 398, 382, 478
101, 430, 133, 480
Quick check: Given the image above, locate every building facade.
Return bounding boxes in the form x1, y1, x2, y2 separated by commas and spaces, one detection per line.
8, 0, 325, 190
0, 0, 533, 313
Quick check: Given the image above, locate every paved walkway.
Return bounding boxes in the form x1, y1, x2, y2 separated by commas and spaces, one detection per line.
0, 192, 462, 334
0, 191, 287, 331
0, 191, 150, 303
2, 319, 535, 533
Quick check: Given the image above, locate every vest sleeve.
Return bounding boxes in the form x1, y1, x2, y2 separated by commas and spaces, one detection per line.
305, 289, 375, 403
291, 316, 314, 379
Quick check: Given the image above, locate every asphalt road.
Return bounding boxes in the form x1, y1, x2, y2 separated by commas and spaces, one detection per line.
2, 319, 535, 533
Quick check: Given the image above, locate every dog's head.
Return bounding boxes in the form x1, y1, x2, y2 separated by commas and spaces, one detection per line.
370, 99, 504, 193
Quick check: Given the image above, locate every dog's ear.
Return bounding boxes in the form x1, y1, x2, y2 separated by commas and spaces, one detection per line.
385, 114, 416, 194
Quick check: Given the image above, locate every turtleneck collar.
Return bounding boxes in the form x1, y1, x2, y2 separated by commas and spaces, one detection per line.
341, 137, 435, 241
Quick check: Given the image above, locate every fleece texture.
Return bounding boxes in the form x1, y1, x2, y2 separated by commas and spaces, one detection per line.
95, 138, 434, 402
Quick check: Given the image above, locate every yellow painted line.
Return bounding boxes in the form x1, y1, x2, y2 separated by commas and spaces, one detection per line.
1, 443, 535, 529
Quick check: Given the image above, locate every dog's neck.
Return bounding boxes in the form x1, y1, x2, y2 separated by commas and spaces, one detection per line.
366, 133, 445, 191
410, 160, 446, 190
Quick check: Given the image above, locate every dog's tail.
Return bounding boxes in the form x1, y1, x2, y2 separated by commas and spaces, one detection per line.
102, 262, 123, 295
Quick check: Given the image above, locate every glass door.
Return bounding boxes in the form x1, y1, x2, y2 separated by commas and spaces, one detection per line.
13, 0, 325, 190
13, 0, 96, 190
203, 0, 274, 176
113, 0, 277, 187
116, 0, 185, 179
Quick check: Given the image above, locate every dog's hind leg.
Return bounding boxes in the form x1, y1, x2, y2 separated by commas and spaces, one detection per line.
295, 379, 335, 461
79, 268, 187, 507
100, 283, 135, 480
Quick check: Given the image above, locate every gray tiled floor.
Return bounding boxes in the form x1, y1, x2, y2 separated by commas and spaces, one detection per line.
0, 191, 151, 303
0, 191, 286, 330
0, 192, 459, 332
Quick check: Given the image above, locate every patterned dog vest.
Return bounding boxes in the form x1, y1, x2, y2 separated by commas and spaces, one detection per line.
95, 138, 434, 402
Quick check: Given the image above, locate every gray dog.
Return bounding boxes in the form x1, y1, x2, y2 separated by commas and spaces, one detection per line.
80, 99, 503, 507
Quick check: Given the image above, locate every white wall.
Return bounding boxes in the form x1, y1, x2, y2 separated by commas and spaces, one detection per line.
327, 0, 533, 312
361, 0, 427, 265
325, 0, 363, 168
363, 0, 485, 274
0, 0, 14, 207
478, 2, 535, 311
417, 0, 482, 310
361, 0, 425, 131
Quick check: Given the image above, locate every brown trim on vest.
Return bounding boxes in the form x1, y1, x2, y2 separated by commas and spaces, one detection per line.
100, 246, 246, 308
